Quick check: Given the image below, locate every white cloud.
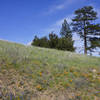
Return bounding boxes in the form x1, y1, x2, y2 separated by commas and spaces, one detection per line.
44, 0, 76, 15
93, 6, 100, 18
96, 8, 100, 18
44, 14, 73, 34
55, 15, 73, 26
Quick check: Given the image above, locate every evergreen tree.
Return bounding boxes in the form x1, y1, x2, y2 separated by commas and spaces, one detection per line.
60, 19, 75, 51
87, 24, 100, 52
31, 35, 49, 48
57, 37, 75, 51
72, 6, 100, 54
39, 36, 49, 48
48, 32, 58, 48
31, 35, 40, 46
60, 19, 72, 38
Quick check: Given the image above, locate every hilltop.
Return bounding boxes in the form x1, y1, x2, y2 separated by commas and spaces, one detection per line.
0, 40, 100, 100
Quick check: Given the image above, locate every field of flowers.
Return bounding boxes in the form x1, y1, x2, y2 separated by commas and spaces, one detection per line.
0, 40, 100, 100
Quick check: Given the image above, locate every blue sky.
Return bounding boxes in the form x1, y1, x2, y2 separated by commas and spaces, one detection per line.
0, 0, 100, 45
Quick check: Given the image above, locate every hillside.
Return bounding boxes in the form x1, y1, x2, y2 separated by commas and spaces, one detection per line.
0, 40, 100, 100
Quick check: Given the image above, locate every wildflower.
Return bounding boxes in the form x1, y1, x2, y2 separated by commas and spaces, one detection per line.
36, 84, 42, 91
64, 70, 68, 75
39, 72, 42, 76
69, 79, 72, 82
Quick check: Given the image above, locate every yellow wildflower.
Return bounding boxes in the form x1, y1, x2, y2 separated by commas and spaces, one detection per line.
69, 79, 72, 82
36, 84, 42, 90
39, 72, 42, 76
64, 71, 68, 75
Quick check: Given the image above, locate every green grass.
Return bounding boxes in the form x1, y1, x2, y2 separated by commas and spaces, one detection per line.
0, 40, 100, 100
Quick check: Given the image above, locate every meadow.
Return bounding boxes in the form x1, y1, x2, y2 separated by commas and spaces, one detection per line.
0, 40, 100, 100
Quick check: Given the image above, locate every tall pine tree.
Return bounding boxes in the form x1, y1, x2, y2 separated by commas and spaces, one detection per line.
60, 19, 75, 51
60, 19, 72, 38
72, 6, 100, 54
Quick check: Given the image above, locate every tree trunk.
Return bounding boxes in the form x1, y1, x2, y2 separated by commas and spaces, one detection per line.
84, 34, 87, 54
84, 21, 87, 54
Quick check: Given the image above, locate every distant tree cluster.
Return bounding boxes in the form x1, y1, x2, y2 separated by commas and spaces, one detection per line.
31, 20, 75, 52
31, 6, 100, 55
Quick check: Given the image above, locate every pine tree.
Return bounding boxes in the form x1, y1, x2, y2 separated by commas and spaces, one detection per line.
31, 35, 49, 48
87, 24, 100, 52
60, 19, 75, 51
48, 32, 58, 48
72, 6, 100, 54
57, 37, 75, 51
60, 19, 72, 38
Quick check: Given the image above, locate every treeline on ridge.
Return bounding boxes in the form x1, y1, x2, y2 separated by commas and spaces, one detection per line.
31, 32, 75, 51
31, 19, 75, 52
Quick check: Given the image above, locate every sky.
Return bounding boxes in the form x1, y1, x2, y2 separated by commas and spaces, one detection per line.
0, 0, 100, 52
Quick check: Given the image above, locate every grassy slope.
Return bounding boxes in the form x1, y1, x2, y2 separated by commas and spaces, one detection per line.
0, 40, 100, 100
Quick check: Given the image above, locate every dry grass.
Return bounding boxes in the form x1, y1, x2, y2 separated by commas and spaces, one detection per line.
0, 40, 100, 100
